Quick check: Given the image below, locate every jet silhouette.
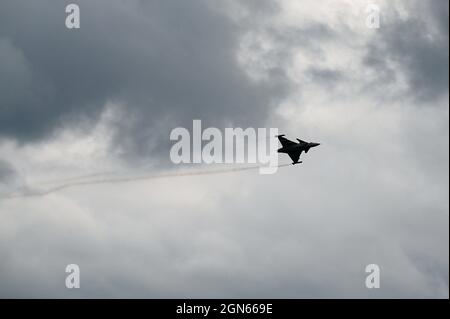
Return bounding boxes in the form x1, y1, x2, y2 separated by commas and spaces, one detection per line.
277, 135, 320, 165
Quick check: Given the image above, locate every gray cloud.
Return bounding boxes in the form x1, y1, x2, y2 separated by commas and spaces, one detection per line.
0, 160, 15, 182
305, 67, 343, 87
0, 0, 448, 299
364, 0, 449, 103
0, 0, 288, 161
0, 159, 23, 195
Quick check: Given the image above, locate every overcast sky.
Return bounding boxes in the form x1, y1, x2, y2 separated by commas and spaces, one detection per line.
0, 0, 448, 298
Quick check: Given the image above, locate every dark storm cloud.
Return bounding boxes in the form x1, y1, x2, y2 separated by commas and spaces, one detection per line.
0, 0, 288, 157
0, 0, 447, 147
364, 0, 449, 103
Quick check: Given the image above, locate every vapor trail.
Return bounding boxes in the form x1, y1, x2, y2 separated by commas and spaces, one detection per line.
37, 136, 280, 186
0, 163, 292, 199
34, 171, 119, 186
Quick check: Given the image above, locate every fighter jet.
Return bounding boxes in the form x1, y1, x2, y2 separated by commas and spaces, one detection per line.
277, 135, 320, 165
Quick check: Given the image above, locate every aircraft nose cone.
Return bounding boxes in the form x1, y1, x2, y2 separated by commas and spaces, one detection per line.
312, 142, 320, 147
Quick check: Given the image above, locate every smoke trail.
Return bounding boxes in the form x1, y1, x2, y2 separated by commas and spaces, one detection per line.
34, 171, 119, 186
0, 163, 292, 199
34, 162, 161, 186
0, 134, 286, 199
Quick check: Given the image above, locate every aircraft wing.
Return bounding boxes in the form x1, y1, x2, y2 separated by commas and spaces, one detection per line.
287, 149, 302, 163
277, 135, 297, 148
